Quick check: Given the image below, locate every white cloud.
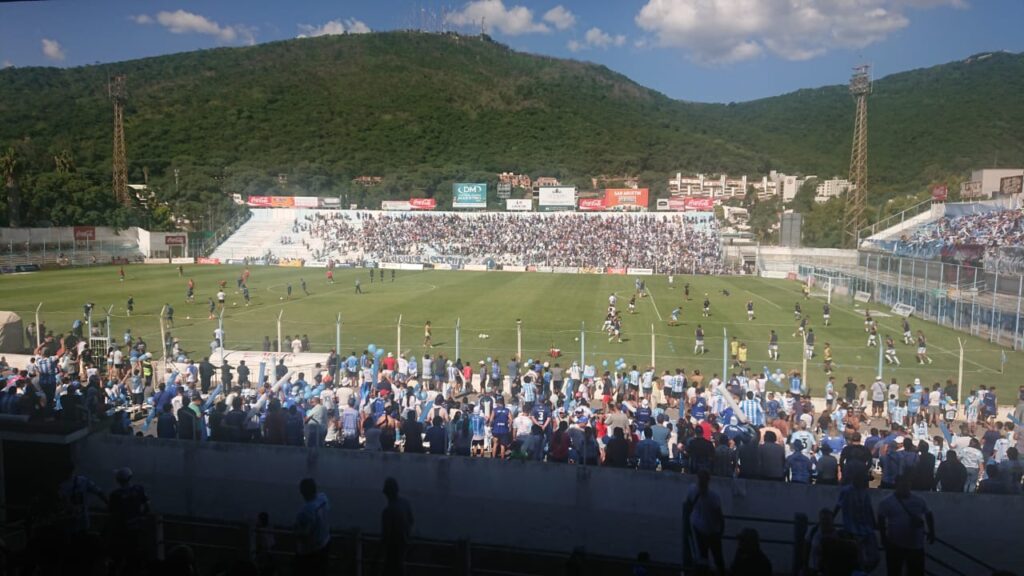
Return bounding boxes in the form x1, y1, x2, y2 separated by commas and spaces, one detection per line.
129, 14, 153, 25
446, 0, 550, 36
2, 60, 13, 69
568, 27, 626, 52
635, 0, 965, 65
543, 6, 576, 30
296, 18, 371, 38
154, 10, 255, 45
41, 38, 65, 61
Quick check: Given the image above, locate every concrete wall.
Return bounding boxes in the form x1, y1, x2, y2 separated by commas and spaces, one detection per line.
74, 434, 1022, 574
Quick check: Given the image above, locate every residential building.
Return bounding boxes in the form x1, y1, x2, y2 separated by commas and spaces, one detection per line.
668, 173, 778, 200
815, 178, 853, 202
498, 172, 532, 189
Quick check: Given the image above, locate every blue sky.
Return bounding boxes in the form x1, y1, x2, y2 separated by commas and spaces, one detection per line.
2, 0, 1022, 102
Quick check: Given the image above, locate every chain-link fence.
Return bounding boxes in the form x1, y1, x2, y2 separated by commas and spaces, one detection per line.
798, 251, 1024, 349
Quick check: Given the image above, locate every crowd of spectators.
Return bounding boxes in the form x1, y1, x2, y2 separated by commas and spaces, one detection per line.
900, 209, 1024, 250
296, 211, 724, 273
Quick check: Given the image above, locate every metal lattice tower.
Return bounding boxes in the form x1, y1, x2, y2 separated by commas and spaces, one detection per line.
109, 75, 129, 206
844, 65, 871, 247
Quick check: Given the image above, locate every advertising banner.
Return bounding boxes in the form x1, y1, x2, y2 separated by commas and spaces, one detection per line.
580, 266, 601, 274
453, 183, 487, 208
506, 199, 533, 211
626, 267, 654, 276
604, 188, 649, 209
270, 196, 295, 208
931, 185, 948, 202
170, 257, 194, 264
502, 265, 527, 272
1000, 175, 1023, 196
578, 198, 606, 211
164, 235, 187, 246
73, 226, 96, 241
196, 257, 221, 265
552, 266, 579, 274
538, 186, 576, 207
605, 267, 627, 275
319, 197, 341, 208
464, 264, 489, 271
497, 182, 512, 199
382, 201, 412, 211
279, 259, 304, 268
294, 196, 319, 208
535, 266, 554, 273
247, 196, 272, 207
683, 197, 715, 212
409, 198, 437, 211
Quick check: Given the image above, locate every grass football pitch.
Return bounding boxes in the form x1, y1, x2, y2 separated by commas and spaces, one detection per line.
1, 265, 1019, 399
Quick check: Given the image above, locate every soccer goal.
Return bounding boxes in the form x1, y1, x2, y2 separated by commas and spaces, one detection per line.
806, 273, 834, 304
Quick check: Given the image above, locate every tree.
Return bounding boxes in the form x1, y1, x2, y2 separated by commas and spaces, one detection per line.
0, 147, 21, 227
789, 178, 818, 214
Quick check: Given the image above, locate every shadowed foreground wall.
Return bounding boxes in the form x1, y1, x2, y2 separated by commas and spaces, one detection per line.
74, 434, 1023, 573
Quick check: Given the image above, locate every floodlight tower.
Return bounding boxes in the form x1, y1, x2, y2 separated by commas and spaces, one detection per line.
844, 64, 871, 248
109, 74, 129, 206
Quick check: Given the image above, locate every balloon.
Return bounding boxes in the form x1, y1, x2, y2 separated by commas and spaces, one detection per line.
376, 348, 385, 358
487, 357, 492, 363
368, 344, 377, 354
602, 360, 608, 367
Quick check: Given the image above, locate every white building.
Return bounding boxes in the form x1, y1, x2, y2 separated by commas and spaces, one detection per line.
960, 168, 1024, 199
768, 171, 815, 203
668, 173, 778, 200
815, 178, 853, 202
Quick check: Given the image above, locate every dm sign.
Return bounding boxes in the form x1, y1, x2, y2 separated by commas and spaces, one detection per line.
453, 183, 487, 208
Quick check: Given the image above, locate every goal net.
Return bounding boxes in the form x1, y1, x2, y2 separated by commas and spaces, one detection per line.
805, 273, 835, 304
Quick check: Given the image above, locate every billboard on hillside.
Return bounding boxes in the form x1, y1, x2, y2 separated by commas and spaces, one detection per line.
538, 186, 576, 208
683, 198, 715, 212
164, 235, 187, 246
453, 183, 487, 208
382, 201, 412, 211
604, 188, 649, 210
931, 185, 948, 202
578, 198, 606, 211
73, 226, 96, 241
409, 198, 437, 210
294, 196, 319, 208
506, 199, 533, 211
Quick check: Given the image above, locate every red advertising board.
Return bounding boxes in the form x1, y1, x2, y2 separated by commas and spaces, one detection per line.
73, 226, 96, 241
164, 235, 186, 246
604, 188, 649, 209
931, 185, 948, 202
578, 198, 606, 211
409, 198, 437, 210
247, 196, 272, 207
605, 267, 627, 275
196, 257, 221, 265
270, 196, 295, 208
683, 197, 715, 212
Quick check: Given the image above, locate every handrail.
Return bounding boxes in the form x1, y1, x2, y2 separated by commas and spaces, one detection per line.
859, 197, 934, 240
933, 536, 997, 573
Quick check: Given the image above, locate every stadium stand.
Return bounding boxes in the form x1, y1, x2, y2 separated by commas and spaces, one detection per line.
213, 209, 724, 273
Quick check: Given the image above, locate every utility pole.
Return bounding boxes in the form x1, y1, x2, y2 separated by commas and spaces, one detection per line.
843, 65, 871, 248
109, 75, 129, 206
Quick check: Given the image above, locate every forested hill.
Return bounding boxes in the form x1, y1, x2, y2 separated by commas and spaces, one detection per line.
1, 31, 1023, 230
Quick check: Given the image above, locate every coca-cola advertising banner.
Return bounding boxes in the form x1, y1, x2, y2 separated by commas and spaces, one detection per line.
164, 235, 187, 246
246, 196, 296, 208
409, 198, 437, 210
578, 198, 606, 211
73, 226, 96, 241
931, 185, 948, 202
683, 197, 715, 212
604, 188, 649, 209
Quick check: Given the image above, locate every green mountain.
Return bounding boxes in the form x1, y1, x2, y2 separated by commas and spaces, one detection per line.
1, 32, 1023, 235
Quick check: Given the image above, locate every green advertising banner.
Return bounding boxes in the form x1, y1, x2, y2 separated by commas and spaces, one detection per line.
453, 183, 487, 208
